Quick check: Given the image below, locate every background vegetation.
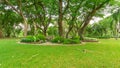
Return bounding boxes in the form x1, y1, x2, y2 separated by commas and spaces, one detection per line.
1, 0, 120, 41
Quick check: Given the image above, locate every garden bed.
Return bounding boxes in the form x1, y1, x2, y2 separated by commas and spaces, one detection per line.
18, 41, 86, 46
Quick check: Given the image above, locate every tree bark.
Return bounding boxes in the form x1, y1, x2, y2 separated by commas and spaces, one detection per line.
23, 19, 28, 37
58, 0, 63, 37
66, 25, 73, 38
78, 16, 92, 40
43, 28, 47, 36
33, 22, 37, 35
0, 30, 3, 38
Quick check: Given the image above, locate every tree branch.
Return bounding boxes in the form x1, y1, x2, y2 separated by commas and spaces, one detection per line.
62, 0, 70, 15
4, 0, 20, 14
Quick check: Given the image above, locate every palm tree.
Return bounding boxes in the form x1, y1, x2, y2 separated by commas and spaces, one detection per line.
111, 9, 120, 39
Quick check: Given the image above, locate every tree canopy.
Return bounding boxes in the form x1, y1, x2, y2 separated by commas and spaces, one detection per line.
0, 0, 120, 40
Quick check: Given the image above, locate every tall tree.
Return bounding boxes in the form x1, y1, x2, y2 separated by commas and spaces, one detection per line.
58, 0, 70, 37
58, 0, 63, 37
65, 0, 85, 38
78, 0, 111, 40
4, 0, 28, 37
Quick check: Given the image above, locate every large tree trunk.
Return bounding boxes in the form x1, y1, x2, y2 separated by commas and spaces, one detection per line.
66, 26, 73, 38
43, 26, 47, 36
43, 29, 47, 36
33, 22, 37, 35
23, 18, 28, 37
78, 28, 84, 40
0, 30, 3, 38
78, 16, 92, 40
58, 0, 63, 37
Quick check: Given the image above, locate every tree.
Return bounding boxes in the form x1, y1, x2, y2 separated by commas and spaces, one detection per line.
4, 0, 28, 37
58, 0, 63, 37
58, 0, 70, 37
111, 9, 120, 39
0, 9, 22, 37
78, 0, 111, 40
65, 0, 85, 38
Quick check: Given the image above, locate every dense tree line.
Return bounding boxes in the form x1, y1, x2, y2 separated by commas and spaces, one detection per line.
86, 8, 120, 39
0, 0, 120, 40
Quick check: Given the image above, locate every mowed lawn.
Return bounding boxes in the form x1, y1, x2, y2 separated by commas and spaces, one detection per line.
0, 39, 120, 68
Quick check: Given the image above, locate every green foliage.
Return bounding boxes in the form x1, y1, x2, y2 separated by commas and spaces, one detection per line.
63, 38, 80, 44
71, 36, 80, 40
21, 36, 36, 43
47, 26, 58, 36
52, 36, 80, 44
1, 0, 119, 39
51, 36, 64, 43
63, 39, 71, 44
0, 7, 22, 37
35, 34, 46, 42
21, 34, 46, 43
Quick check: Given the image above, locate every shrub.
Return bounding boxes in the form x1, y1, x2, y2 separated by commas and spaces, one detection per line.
63, 39, 71, 44
63, 39, 80, 44
51, 36, 81, 44
21, 34, 46, 43
71, 36, 80, 40
69, 39, 80, 44
35, 34, 46, 42
21, 35, 36, 43
51, 36, 64, 43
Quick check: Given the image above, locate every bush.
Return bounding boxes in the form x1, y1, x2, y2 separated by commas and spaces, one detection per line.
71, 36, 80, 40
51, 36, 64, 43
51, 36, 81, 44
63, 39, 71, 44
70, 39, 80, 44
21, 35, 36, 43
63, 39, 80, 44
20, 34, 46, 43
35, 34, 46, 42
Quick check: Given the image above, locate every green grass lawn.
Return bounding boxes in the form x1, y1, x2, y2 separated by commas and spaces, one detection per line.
0, 39, 120, 68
